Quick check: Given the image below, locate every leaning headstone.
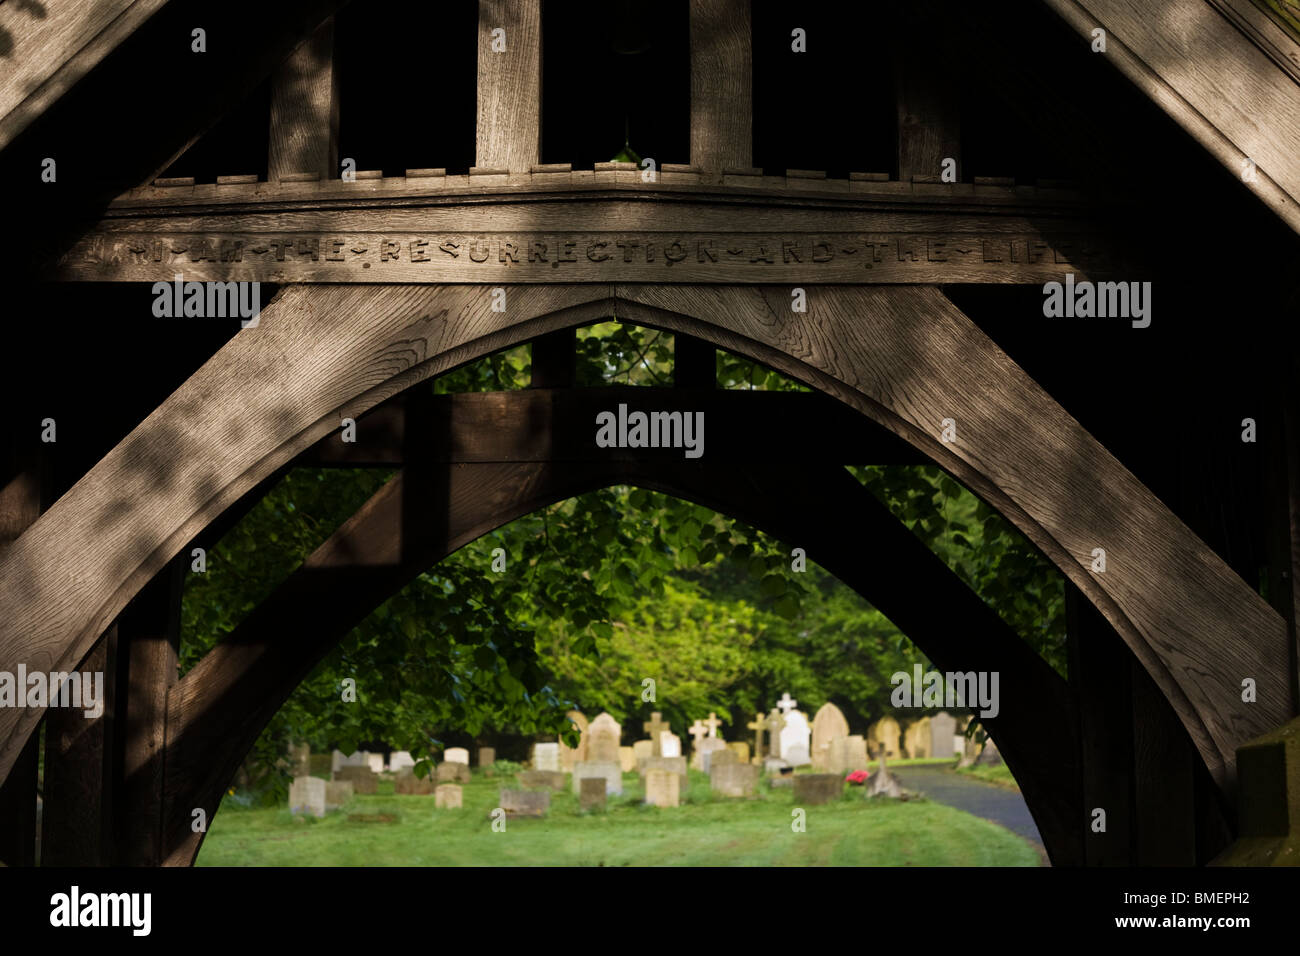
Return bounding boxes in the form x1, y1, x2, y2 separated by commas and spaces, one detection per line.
930, 712, 957, 759
867, 753, 904, 798
532, 742, 561, 771
333, 765, 377, 794
572, 761, 623, 796
619, 746, 637, 773
289, 776, 326, 817
975, 736, 1003, 766
710, 762, 759, 797
793, 773, 842, 806
727, 741, 750, 765
588, 712, 622, 763
478, 746, 497, 767
444, 747, 470, 766
501, 789, 550, 817
437, 761, 471, 784
389, 751, 416, 774
324, 780, 354, 810
394, 769, 434, 795
867, 716, 902, 759
580, 776, 607, 811
811, 702, 851, 770
518, 769, 566, 791
904, 717, 931, 759
435, 784, 463, 809
559, 710, 590, 772
644, 768, 680, 807
660, 732, 682, 759
779, 711, 812, 767
826, 735, 869, 774
693, 737, 728, 772
632, 739, 655, 769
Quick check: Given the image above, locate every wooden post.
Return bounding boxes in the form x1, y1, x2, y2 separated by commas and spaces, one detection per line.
674, 335, 715, 388
41, 629, 118, 866
689, 0, 751, 182
113, 558, 184, 866
267, 16, 339, 182
1067, 585, 1134, 865
476, 0, 541, 173
1130, 659, 1196, 864
894, 8, 961, 182
530, 330, 576, 389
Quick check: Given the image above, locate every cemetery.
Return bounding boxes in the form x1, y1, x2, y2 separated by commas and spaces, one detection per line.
2, 0, 1300, 883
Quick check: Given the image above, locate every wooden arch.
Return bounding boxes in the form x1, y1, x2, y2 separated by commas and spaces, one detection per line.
0, 282, 1288, 797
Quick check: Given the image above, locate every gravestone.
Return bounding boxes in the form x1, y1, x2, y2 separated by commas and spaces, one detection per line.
769, 775, 794, 789
389, 751, 416, 774
704, 712, 723, 737
930, 712, 957, 759
793, 773, 842, 805
290, 742, 311, 777
764, 757, 790, 775
437, 761, 472, 784
559, 710, 589, 771
711, 748, 739, 771
779, 711, 812, 767
710, 762, 759, 797
867, 716, 902, 759
619, 746, 637, 773
435, 784, 463, 809
660, 732, 682, 759
811, 702, 851, 770
727, 741, 750, 765
394, 769, 434, 795
826, 735, 869, 774
333, 765, 377, 794
366, 754, 384, 774
975, 736, 1003, 766
478, 746, 497, 767
532, 742, 561, 771
640, 755, 689, 794
333, 750, 368, 773
767, 709, 786, 759
572, 761, 623, 796
444, 747, 470, 765
692, 737, 728, 772
289, 776, 326, 817
746, 713, 769, 761
904, 717, 931, 759
588, 712, 622, 763
644, 768, 680, 808
643, 712, 671, 756
580, 776, 607, 811
518, 769, 566, 791
325, 780, 354, 810
688, 719, 709, 754
501, 789, 550, 817
777, 692, 799, 715
867, 753, 904, 798
632, 739, 655, 769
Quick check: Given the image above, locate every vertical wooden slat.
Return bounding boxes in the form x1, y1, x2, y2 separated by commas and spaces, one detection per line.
689, 0, 751, 181
1131, 659, 1196, 864
41, 629, 118, 866
114, 559, 183, 866
894, 9, 961, 182
476, 0, 541, 173
1067, 585, 1134, 865
268, 17, 339, 182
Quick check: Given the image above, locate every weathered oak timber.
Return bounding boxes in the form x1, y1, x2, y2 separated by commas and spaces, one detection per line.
55, 191, 1120, 284
690, 0, 752, 181
895, 7, 962, 182
267, 17, 339, 183
161, 458, 1080, 865
1041, 0, 1300, 235
298, 388, 922, 467
476, 0, 541, 173
0, 284, 1286, 798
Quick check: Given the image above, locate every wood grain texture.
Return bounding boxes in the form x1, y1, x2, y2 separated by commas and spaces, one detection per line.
1041, 0, 1300, 234
690, 0, 752, 179
895, 8, 962, 182
0, 0, 167, 152
0, 283, 1285, 800
161, 458, 1079, 866
267, 17, 338, 182
476, 0, 541, 173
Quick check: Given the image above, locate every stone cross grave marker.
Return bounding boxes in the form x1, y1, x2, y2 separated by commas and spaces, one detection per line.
778, 693, 798, 715
688, 719, 709, 752
767, 708, 785, 759
747, 713, 768, 760
643, 712, 670, 757
704, 712, 723, 737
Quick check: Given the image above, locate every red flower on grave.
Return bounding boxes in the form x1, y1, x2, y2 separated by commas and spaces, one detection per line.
846, 770, 869, 785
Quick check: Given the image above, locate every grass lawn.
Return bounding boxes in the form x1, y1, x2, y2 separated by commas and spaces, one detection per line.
956, 763, 1020, 791
197, 768, 1039, 866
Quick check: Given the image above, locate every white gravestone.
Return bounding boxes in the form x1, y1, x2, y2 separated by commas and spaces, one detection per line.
388, 751, 415, 773
444, 747, 470, 765
660, 732, 682, 758
779, 711, 812, 767
533, 742, 561, 771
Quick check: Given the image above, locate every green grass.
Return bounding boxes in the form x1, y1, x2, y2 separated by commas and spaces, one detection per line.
957, 763, 1021, 791
197, 770, 1039, 866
